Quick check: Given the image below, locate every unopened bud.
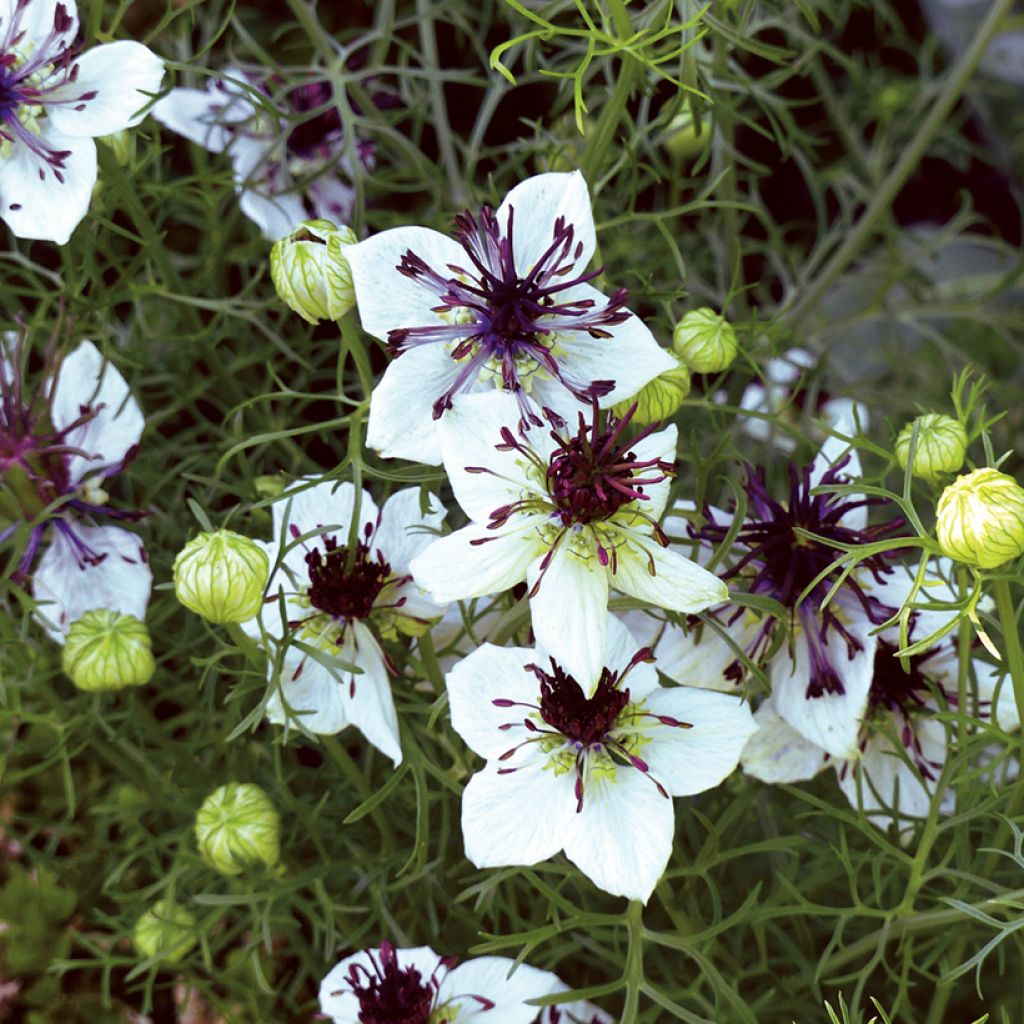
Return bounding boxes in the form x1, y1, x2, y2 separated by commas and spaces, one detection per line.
613, 353, 691, 425
132, 899, 197, 965
672, 308, 738, 374
62, 610, 155, 691
662, 109, 711, 161
194, 782, 281, 877
895, 413, 967, 483
173, 529, 268, 624
936, 468, 1024, 570
270, 219, 357, 324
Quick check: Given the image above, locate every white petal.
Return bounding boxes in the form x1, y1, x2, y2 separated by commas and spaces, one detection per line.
366, 345, 459, 465
822, 396, 870, 434
496, 171, 596, 277
32, 525, 150, 642
809, 417, 864, 530
152, 87, 236, 153
3, 0, 78, 52
562, 771, 674, 902
527, 542, 609, 693
975, 661, 1019, 733
462, 759, 576, 869
319, 946, 441, 1023
772, 621, 876, 760
612, 534, 729, 614
50, 341, 144, 485
629, 423, 677, 522
437, 391, 545, 520
237, 182, 306, 240
229, 140, 305, 238
740, 700, 828, 784
271, 479, 377, 545
640, 687, 756, 795
46, 41, 164, 137
654, 613, 758, 692
266, 655, 351, 736
443, 958, 565, 1024
0, 128, 96, 243
600, 612, 659, 699
447, 643, 539, 760
346, 621, 402, 765
347, 225, 468, 341
374, 487, 446, 575
308, 176, 356, 224
410, 520, 545, 603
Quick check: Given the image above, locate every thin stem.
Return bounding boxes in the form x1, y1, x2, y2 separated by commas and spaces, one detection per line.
780, 0, 1017, 330
621, 899, 644, 1024
994, 577, 1024, 738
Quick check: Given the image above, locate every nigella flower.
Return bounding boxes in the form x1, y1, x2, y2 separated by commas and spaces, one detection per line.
0, 0, 164, 243
243, 480, 446, 765
318, 941, 601, 1024
696, 429, 905, 759
1, 337, 150, 639
447, 614, 756, 902
741, 565, 1020, 832
346, 171, 677, 465
409, 392, 727, 690
153, 70, 374, 239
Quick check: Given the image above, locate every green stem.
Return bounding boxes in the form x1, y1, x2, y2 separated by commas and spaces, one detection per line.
781, 0, 1017, 330
225, 622, 266, 671
994, 577, 1024, 738
621, 900, 644, 1023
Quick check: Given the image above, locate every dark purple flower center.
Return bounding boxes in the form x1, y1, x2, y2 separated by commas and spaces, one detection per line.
304, 534, 391, 622
284, 80, 342, 157
701, 457, 904, 699
388, 204, 631, 429
868, 641, 936, 716
345, 943, 436, 1024
536, 660, 630, 746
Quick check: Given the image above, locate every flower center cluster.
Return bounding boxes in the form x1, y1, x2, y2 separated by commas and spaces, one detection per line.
388, 205, 630, 428
305, 535, 391, 622
345, 943, 437, 1024
867, 641, 934, 716
537, 660, 630, 746
701, 458, 903, 699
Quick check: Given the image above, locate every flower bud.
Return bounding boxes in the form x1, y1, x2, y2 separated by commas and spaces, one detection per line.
672, 308, 738, 374
270, 219, 357, 324
173, 529, 268, 624
194, 782, 281, 877
62, 610, 155, 691
612, 353, 691, 426
132, 899, 197, 965
936, 468, 1024, 570
662, 110, 711, 161
894, 413, 967, 483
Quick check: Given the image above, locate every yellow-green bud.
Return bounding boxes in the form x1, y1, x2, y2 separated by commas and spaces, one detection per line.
936, 468, 1024, 570
173, 529, 268, 624
270, 219, 357, 324
894, 413, 967, 483
612, 353, 691, 426
194, 782, 281, 877
132, 899, 197, 965
62, 610, 155, 692
662, 110, 711, 161
672, 308, 738, 374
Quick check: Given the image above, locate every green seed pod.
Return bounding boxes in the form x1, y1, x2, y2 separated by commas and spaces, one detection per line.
270, 219, 358, 324
132, 899, 197, 965
194, 782, 281, 877
173, 529, 268, 624
672, 308, 738, 374
894, 413, 967, 483
62, 610, 155, 692
662, 109, 711, 161
612, 352, 691, 426
936, 468, 1024, 570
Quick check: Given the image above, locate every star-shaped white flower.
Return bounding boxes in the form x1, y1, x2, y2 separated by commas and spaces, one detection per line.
447, 614, 756, 903
409, 391, 728, 691
245, 480, 446, 765
0, 0, 164, 243
345, 170, 677, 465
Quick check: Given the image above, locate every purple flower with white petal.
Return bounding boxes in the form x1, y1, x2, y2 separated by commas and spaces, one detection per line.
1, 336, 150, 640
0, 0, 164, 243
346, 171, 677, 465
153, 70, 375, 239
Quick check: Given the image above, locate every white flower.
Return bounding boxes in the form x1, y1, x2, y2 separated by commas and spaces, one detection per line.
409, 392, 728, 691
0, 0, 164, 243
245, 480, 446, 765
319, 941, 578, 1024
346, 170, 677, 465
153, 72, 371, 239
447, 614, 756, 902
1, 337, 150, 640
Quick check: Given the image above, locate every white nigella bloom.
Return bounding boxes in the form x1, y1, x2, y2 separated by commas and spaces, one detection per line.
691, 427, 909, 761
410, 391, 728, 690
447, 614, 756, 902
245, 480, 445, 765
742, 576, 1020, 831
319, 941, 609, 1024
0, 0, 164, 243
1, 337, 150, 639
345, 170, 677, 465
153, 72, 373, 239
